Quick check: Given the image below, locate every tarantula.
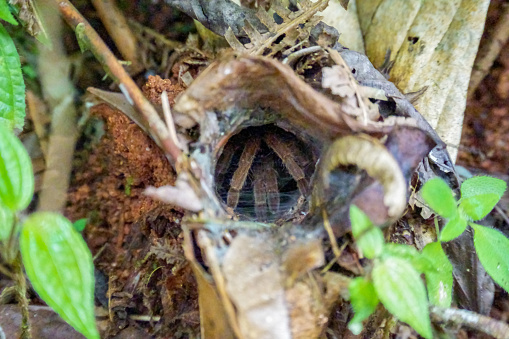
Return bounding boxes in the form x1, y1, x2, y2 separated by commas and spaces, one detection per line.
215, 125, 316, 222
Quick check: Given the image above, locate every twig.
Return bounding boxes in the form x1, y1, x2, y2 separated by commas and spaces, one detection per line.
430, 305, 509, 339
161, 91, 182, 150
90, 0, 142, 73
54, 0, 182, 163
322, 208, 342, 258
468, 3, 509, 98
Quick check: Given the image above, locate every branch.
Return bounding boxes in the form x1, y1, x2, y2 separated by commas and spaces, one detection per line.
54, 0, 182, 163
430, 305, 509, 339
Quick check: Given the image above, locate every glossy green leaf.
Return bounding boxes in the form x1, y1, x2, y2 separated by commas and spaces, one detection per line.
421, 178, 457, 218
350, 205, 384, 259
439, 213, 467, 242
0, 202, 14, 240
373, 257, 432, 339
73, 218, 88, 232
0, 0, 17, 25
0, 23, 25, 130
20, 212, 99, 339
0, 124, 34, 211
421, 242, 453, 307
348, 277, 379, 334
472, 224, 509, 293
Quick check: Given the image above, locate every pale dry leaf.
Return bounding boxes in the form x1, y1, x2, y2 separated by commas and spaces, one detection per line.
361, 0, 422, 68
356, 0, 383, 34
324, 49, 380, 123
318, 0, 364, 53
357, 0, 490, 162
222, 233, 291, 339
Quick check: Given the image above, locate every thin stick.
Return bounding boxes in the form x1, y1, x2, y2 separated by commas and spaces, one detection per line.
161, 91, 182, 150
322, 208, 342, 258
54, 0, 181, 163
468, 3, 509, 98
90, 0, 142, 73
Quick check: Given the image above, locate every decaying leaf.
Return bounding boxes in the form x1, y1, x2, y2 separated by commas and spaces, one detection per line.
318, 134, 407, 218
173, 54, 390, 141
322, 49, 380, 122
358, 0, 490, 162
10, 0, 50, 43
184, 224, 339, 339
318, 0, 364, 53
225, 0, 328, 55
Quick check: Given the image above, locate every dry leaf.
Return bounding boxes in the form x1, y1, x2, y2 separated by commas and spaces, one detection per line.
225, 0, 328, 55
318, 0, 364, 53
318, 134, 407, 217
358, 0, 490, 162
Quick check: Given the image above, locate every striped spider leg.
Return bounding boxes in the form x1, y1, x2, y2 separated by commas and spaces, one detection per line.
263, 131, 310, 197
252, 154, 280, 221
226, 137, 261, 209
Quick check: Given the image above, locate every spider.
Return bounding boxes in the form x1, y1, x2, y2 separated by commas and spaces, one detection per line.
215, 125, 315, 222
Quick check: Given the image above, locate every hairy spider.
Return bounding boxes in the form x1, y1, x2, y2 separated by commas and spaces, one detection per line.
215, 125, 315, 222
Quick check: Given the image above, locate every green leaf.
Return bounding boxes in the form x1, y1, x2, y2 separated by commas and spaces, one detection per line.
439, 213, 467, 242
460, 176, 506, 221
350, 205, 384, 259
348, 277, 379, 334
0, 23, 25, 130
20, 212, 99, 339
373, 257, 432, 339
0, 0, 17, 25
0, 124, 34, 211
73, 218, 88, 232
0, 202, 14, 240
421, 178, 457, 218
461, 176, 506, 199
421, 242, 453, 307
383, 243, 432, 273
472, 224, 509, 293
460, 194, 501, 221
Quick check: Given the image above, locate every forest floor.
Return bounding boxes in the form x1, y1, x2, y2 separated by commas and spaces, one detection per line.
2, 0, 509, 338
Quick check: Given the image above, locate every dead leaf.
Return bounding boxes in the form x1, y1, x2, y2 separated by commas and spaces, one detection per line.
358, 0, 490, 162
318, 0, 364, 53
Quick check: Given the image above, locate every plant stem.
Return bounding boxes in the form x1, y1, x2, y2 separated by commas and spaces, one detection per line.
54, 0, 181, 163
13, 253, 31, 339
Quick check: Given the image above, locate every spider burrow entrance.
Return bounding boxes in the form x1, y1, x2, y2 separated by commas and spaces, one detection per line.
214, 125, 316, 223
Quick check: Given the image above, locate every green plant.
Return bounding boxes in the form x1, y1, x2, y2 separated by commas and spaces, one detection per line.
421, 176, 509, 292
0, 3, 99, 337
0, 124, 99, 339
347, 175, 508, 338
